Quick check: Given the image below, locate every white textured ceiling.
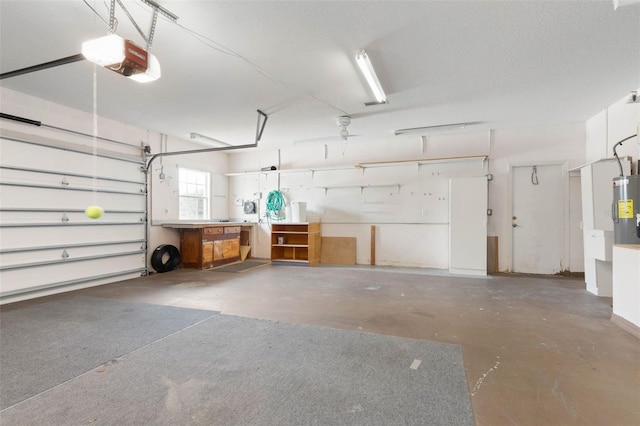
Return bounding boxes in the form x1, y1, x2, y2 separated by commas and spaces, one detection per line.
1, 1, 638, 151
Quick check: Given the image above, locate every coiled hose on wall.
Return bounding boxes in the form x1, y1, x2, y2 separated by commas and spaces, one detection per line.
265, 190, 285, 221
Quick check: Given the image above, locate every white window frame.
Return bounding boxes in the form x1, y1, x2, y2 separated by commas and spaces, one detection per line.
178, 167, 210, 220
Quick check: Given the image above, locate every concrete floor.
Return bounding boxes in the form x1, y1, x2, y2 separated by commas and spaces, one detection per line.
19, 264, 640, 425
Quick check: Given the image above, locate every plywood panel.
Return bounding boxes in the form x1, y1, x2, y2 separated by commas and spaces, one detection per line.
487, 236, 498, 273
321, 237, 356, 265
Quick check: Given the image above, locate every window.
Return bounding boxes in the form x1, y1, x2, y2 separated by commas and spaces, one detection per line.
179, 168, 210, 220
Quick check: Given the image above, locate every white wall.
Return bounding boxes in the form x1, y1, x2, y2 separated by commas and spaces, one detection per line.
586, 91, 640, 169
489, 123, 586, 272
228, 123, 587, 271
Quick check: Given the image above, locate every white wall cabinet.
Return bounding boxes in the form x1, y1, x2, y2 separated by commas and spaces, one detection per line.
449, 177, 488, 276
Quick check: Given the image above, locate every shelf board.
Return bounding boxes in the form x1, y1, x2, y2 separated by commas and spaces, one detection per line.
226, 155, 488, 177
271, 230, 309, 234
273, 244, 308, 248
355, 155, 488, 169
315, 183, 400, 195
568, 157, 621, 172
225, 165, 354, 177
271, 258, 309, 263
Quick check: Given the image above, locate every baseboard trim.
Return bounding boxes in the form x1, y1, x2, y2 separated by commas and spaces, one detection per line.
611, 314, 640, 339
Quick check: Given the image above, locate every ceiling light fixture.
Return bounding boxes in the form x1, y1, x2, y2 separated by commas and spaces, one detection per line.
355, 49, 387, 105
82, 34, 161, 82
337, 116, 351, 140
394, 122, 477, 136
189, 133, 232, 148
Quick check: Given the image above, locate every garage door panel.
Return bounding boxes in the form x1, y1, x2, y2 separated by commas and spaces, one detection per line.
0, 210, 144, 225
0, 185, 145, 211
1, 242, 145, 267
0, 256, 145, 294
0, 169, 145, 194
1, 139, 142, 181
0, 225, 146, 249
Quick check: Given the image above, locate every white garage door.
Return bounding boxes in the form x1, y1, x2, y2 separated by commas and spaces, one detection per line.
0, 131, 147, 303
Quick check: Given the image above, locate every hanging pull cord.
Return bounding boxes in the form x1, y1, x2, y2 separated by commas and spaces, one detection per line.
531, 166, 539, 185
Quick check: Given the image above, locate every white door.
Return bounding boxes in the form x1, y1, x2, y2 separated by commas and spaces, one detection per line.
449, 177, 487, 276
512, 164, 564, 274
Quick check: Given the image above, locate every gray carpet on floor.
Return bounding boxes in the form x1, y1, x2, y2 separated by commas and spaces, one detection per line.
0, 296, 217, 410
0, 314, 474, 425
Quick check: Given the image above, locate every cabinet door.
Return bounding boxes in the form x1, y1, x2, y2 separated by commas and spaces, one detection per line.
213, 240, 223, 260
180, 230, 202, 265
202, 241, 214, 263
223, 238, 240, 259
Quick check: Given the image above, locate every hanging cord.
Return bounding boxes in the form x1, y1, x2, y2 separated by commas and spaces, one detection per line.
265, 190, 286, 221
91, 64, 98, 203
612, 134, 637, 177
531, 166, 539, 185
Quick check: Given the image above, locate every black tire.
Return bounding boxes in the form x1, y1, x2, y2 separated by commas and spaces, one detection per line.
151, 244, 180, 273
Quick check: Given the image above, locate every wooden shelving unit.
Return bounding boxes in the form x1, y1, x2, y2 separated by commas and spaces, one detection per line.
270, 222, 321, 266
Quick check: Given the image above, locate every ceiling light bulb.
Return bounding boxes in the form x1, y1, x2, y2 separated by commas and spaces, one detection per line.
82, 34, 126, 67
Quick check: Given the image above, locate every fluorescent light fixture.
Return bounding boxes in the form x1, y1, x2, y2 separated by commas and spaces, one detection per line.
394, 122, 477, 136
82, 34, 161, 82
355, 49, 387, 104
189, 133, 232, 148
613, 0, 640, 10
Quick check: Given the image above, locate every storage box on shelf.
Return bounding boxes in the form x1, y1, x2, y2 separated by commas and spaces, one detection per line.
270, 222, 321, 266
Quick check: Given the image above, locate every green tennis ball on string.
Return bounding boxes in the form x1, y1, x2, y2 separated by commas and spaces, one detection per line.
85, 205, 103, 219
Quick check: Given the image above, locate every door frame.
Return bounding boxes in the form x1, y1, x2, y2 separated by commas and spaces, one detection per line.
507, 161, 570, 273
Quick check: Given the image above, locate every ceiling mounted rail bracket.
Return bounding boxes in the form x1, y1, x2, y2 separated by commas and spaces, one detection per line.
256, 109, 269, 142
113, 0, 178, 50
109, 0, 117, 32
144, 109, 269, 174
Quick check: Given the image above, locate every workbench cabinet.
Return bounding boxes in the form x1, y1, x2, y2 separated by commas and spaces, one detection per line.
180, 225, 241, 269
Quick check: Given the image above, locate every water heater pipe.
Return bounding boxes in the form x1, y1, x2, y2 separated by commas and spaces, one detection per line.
612, 134, 637, 176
